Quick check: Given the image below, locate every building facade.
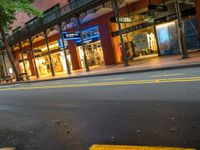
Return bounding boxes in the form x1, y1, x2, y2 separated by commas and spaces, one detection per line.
2, 0, 200, 79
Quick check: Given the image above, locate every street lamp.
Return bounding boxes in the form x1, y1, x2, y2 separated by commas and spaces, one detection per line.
174, 0, 189, 59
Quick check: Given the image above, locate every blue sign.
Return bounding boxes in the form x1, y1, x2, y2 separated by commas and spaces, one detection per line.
62, 32, 81, 40
58, 39, 68, 49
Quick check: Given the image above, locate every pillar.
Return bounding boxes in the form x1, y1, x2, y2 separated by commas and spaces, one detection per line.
13, 51, 21, 74
27, 51, 36, 76
98, 20, 115, 65
68, 40, 81, 70
196, 0, 200, 37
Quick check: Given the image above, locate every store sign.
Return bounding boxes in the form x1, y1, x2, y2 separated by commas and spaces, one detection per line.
148, 5, 168, 12
111, 17, 132, 23
155, 8, 196, 25
58, 39, 68, 49
33, 49, 42, 53
62, 32, 80, 40
112, 22, 154, 37
154, 14, 177, 24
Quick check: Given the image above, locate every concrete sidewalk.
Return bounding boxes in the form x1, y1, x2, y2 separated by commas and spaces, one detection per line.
2, 51, 200, 85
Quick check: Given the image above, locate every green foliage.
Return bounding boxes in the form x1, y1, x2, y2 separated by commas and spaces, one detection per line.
0, 0, 42, 27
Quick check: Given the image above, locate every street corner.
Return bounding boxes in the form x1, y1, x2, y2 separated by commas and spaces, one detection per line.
89, 145, 196, 150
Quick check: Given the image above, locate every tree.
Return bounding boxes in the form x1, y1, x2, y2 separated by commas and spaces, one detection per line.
0, 0, 42, 81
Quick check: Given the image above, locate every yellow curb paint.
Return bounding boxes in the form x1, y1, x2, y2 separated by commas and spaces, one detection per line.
0, 148, 15, 150
90, 145, 195, 150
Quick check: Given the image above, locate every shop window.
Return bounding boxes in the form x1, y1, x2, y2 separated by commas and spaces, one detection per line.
76, 26, 105, 67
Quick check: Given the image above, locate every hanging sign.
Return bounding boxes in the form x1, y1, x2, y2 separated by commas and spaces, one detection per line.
112, 22, 154, 37
111, 17, 132, 23
148, 5, 168, 12
62, 32, 81, 40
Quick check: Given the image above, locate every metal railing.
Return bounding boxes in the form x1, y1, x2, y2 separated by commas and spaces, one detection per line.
9, 0, 96, 44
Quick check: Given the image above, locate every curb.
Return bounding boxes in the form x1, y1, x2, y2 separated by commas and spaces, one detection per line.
1, 63, 200, 86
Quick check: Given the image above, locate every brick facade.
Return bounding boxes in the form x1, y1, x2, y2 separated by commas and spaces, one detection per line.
10, 0, 67, 34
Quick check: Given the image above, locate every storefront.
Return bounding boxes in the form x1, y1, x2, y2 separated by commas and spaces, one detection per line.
76, 26, 105, 68
111, 14, 159, 63
18, 53, 32, 75
33, 41, 72, 76
154, 7, 200, 55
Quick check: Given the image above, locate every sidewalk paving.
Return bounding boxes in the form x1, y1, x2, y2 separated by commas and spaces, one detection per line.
3, 51, 200, 85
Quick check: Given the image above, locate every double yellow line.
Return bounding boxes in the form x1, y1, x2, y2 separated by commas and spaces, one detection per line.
0, 76, 200, 91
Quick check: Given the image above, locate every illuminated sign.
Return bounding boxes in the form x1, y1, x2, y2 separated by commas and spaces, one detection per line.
111, 17, 132, 23
58, 38, 68, 48
148, 5, 168, 12
62, 32, 81, 40
76, 26, 100, 44
112, 22, 153, 37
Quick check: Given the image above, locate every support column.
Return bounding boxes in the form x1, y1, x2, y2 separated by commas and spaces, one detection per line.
112, 0, 129, 66
1, 49, 8, 76
27, 49, 36, 76
68, 40, 81, 70
44, 30, 55, 76
77, 16, 90, 72
98, 20, 115, 65
19, 42, 29, 80
58, 23, 71, 74
196, 0, 200, 37
29, 38, 39, 78
174, 0, 188, 58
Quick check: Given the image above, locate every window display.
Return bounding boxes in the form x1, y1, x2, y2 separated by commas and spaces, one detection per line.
77, 26, 105, 68
156, 22, 179, 55
35, 57, 50, 75
119, 27, 158, 60
19, 61, 31, 75
112, 13, 159, 62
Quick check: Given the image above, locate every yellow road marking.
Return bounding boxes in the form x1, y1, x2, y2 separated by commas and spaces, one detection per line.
0, 148, 15, 150
102, 78, 125, 81
73, 80, 89, 83
0, 76, 200, 91
90, 145, 195, 150
151, 73, 185, 78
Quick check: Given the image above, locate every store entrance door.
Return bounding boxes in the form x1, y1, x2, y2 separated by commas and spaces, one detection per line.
77, 26, 105, 68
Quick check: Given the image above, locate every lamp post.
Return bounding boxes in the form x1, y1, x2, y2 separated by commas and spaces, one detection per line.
174, 0, 188, 59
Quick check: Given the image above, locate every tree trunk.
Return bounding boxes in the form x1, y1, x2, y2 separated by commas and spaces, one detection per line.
0, 25, 21, 81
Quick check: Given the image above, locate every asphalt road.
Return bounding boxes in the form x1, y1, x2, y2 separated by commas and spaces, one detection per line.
0, 67, 200, 150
